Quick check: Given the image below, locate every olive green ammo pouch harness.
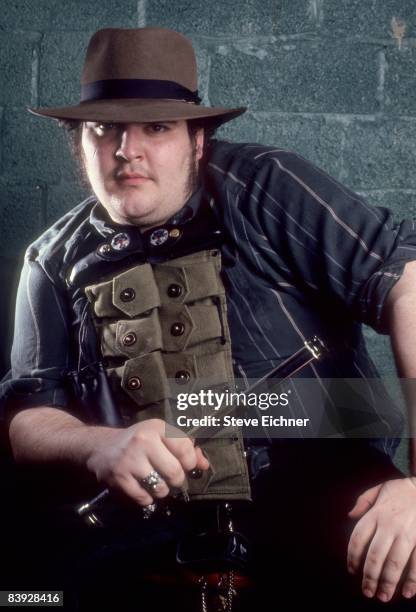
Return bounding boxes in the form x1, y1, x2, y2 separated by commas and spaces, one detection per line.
85, 250, 250, 501
67, 205, 250, 503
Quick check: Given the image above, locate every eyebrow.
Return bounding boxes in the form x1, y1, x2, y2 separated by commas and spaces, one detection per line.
83, 120, 179, 128
146, 120, 178, 125
86, 120, 179, 126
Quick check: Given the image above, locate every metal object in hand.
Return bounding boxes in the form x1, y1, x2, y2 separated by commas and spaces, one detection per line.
140, 470, 164, 492
75, 336, 326, 525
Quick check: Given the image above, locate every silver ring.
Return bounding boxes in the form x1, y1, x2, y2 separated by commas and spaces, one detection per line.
140, 470, 163, 492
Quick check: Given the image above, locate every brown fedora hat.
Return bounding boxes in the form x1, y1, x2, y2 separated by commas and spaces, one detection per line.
29, 27, 246, 126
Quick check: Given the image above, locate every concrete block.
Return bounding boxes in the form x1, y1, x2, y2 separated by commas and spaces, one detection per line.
146, 0, 281, 37
46, 181, 90, 226
0, 33, 35, 105
1, 0, 138, 31
277, 0, 323, 36
218, 111, 345, 179
2, 108, 79, 184
322, 0, 416, 42
38, 32, 91, 107
358, 190, 416, 220
189, 44, 211, 104
384, 46, 416, 115
0, 182, 43, 258
210, 41, 380, 114
364, 335, 393, 381
342, 118, 416, 190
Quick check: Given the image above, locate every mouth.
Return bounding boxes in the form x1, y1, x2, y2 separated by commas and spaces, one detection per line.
116, 172, 152, 185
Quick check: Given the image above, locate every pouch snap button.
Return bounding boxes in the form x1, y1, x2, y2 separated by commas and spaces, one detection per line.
122, 332, 137, 346
120, 287, 136, 302
127, 376, 141, 390
167, 284, 183, 298
175, 370, 191, 384
171, 322, 185, 336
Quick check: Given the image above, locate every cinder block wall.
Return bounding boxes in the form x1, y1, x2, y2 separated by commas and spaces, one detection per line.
1, 1, 415, 428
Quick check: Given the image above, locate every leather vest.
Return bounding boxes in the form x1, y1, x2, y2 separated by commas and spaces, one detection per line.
83, 249, 251, 502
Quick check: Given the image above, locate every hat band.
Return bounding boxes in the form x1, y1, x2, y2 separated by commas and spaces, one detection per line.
81, 79, 201, 104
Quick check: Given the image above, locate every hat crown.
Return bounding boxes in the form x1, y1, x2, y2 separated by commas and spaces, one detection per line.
29, 26, 246, 125
82, 27, 198, 91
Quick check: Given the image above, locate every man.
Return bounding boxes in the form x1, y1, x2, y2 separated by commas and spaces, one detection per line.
4, 27, 416, 611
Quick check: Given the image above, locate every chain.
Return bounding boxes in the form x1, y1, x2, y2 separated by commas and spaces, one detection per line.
199, 576, 209, 612
226, 570, 236, 612
217, 571, 237, 612
198, 571, 237, 612
198, 503, 239, 612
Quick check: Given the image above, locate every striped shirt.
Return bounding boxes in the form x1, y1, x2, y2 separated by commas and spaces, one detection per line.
4, 139, 416, 456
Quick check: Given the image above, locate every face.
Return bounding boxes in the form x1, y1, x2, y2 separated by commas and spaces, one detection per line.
81, 120, 204, 228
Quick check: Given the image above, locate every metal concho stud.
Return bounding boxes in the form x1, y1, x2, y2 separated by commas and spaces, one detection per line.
98, 243, 111, 256
169, 228, 182, 239
149, 228, 169, 246
111, 232, 131, 251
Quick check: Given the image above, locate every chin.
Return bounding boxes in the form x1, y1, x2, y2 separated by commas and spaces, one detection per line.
108, 199, 153, 224
122, 208, 161, 227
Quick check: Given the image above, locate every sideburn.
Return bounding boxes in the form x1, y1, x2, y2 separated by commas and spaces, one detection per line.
186, 131, 203, 199
65, 123, 91, 191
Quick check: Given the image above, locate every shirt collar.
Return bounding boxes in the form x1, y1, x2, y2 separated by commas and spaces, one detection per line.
89, 187, 203, 238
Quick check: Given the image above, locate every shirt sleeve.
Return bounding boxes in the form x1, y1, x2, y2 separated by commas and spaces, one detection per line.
241, 151, 416, 333
3, 257, 72, 412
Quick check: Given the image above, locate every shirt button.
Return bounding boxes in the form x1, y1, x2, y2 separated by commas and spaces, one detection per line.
122, 332, 137, 346
171, 322, 185, 336
167, 284, 183, 298
127, 376, 141, 390
120, 287, 136, 302
175, 370, 191, 384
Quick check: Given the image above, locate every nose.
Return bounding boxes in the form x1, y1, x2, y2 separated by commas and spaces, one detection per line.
115, 124, 144, 162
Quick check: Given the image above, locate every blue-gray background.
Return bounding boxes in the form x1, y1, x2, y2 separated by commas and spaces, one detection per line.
1, 0, 415, 466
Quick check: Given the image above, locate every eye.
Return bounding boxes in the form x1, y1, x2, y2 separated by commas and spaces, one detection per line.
146, 123, 170, 134
87, 122, 117, 136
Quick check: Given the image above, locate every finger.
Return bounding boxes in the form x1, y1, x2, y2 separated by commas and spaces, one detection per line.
374, 536, 413, 602
195, 446, 210, 470
360, 533, 396, 600
348, 484, 383, 519
110, 472, 155, 507
347, 515, 377, 575
163, 436, 201, 474
402, 548, 416, 599
147, 440, 188, 488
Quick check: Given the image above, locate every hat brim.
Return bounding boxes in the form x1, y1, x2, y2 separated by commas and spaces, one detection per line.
28, 98, 246, 127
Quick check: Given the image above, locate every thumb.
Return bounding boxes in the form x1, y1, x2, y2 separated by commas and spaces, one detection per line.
348, 483, 383, 519
195, 446, 210, 470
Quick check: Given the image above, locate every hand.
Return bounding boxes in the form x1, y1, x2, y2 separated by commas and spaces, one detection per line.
347, 477, 416, 602
86, 418, 209, 506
